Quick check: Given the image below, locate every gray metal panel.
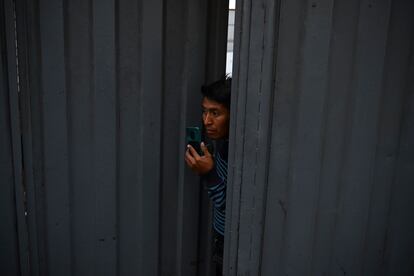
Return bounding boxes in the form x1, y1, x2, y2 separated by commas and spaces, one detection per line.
225, 0, 414, 275
176, 1, 211, 275
117, 0, 143, 274
364, 2, 414, 275
330, 1, 392, 274
66, 1, 96, 275
92, 1, 118, 275
160, 0, 186, 274
38, 0, 72, 274
0, 66, 20, 276
13, 0, 228, 275
140, 0, 163, 274
16, 0, 50, 274
310, 1, 361, 275
0, 5, 21, 273
0, 1, 29, 275
205, 0, 229, 83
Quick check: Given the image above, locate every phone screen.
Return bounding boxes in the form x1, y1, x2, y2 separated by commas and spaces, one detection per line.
186, 126, 203, 155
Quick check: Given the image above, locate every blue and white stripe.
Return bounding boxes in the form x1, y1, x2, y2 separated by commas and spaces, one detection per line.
207, 152, 227, 236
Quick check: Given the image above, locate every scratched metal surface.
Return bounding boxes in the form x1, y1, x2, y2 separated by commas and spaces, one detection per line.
2, 0, 228, 275
225, 0, 414, 275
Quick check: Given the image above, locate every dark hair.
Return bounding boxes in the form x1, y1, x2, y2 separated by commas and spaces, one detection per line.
201, 76, 231, 110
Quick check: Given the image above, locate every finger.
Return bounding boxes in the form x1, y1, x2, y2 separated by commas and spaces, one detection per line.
200, 142, 210, 156
185, 157, 197, 172
185, 156, 193, 167
187, 144, 200, 158
185, 149, 196, 164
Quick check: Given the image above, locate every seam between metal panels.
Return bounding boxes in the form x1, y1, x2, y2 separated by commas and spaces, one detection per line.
175, 1, 190, 273
256, 0, 281, 274
158, 0, 166, 274
223, 0, 248, 274
157, 1, 165, 274
89, 0, 96, 273
254, 2, 265, 273
223, 0, 242, 273
360, 1, 393, 274
62, 0, 75, 274
114, 0, 120, 274
248, 0, 265, 269
14, 1, 35, 274
328, 0, 362, 272
309, 0, 336, 274
136, 0, 143, 272
235, 0, 252, 273
258, 0, 287, 274
34, 0, 49, 273
19, 0, 43, 274
278, 0, 307, 274
4, 0, 30, 274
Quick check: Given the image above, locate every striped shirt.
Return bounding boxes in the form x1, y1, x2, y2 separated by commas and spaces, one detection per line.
203, 141, 228, 236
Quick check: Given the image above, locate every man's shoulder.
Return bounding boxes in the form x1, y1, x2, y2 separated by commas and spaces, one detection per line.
215, 140, 229, 161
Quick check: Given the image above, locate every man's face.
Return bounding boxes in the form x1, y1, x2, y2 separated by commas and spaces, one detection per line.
202, 97, 230, 140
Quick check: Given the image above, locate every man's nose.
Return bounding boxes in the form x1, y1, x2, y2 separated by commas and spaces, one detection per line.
203, 113, 212, 125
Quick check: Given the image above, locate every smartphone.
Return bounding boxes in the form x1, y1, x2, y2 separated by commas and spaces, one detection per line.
186, 126, 203, 155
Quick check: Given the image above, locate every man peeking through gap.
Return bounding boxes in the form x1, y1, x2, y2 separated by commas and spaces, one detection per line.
185, 76, 231, 275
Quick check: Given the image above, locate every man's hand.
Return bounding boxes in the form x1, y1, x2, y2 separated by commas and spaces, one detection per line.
185, 142, 214, 175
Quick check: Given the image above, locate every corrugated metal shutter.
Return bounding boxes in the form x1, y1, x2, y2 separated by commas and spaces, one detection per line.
225, 0, 414, 275
10, 0, 228, 275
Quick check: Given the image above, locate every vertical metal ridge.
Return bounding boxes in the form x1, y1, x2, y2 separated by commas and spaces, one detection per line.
176, 0, 190, 272
38, 0, 72, 273
158, 0, 166, 273
277, 0, 307, 274
13, 1, 36, 274
62, 0, 74, 274
91, 0, 98, 273
2, 0, 30, 274
27, 0, 47, 274
225, 0, 243, 271
114, 0, 120, 275
241, 0, 283, 273
92, 0, 118, 274
157, 1, 165, 274
328, 0, 362, 271
258, 0, 282, 274
88, 1, 96, 273
175, 31, 186, 274
177, 0, 211, 273
157, 0, 164, 269
11, 3, 26, 276
140, 0, 162, 273
136, 0, 144, 272
360, 0, 394, 273
117, 0, 145, 274
241, 0, 263, 271
309, 0, 336, 273
226, 0, 253, 273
